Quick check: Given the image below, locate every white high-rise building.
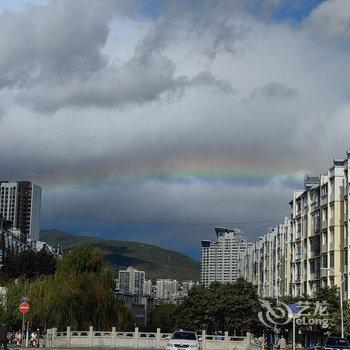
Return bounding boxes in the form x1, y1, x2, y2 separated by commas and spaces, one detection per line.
0, 181, 42, 241
156, 279, 178, 299
118, 266, 145, 295
239, 218, 291, 298
143, 279, 152, 296
201, 228, 248, 287
239, 151, 350, 301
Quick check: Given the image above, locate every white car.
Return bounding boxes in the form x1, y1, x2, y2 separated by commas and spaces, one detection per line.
166, 331, 200, 350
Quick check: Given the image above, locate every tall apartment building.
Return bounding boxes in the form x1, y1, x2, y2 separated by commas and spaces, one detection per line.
289, 162, 346, 298
201, 228, 248, 287
182, 280, 195, 293
118, 266, 145, 295
143, 279, 153, 296
239, 218, 291, 298
240, 151, 350, 300
156, 279, 178, 299
0, 181, 42, 241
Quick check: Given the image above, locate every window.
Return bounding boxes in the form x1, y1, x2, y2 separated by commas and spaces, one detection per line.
314, 212, 320, 231
330, 252, 334, 268
344, 249, 348, 266
322, 207, 328, 221
330, 228, 334, 243
330, 178, 335, 194
321, 184, 327, 196
322, 232, 327, 245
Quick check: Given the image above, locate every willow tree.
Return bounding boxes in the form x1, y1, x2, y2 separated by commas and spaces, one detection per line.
1, 245, 132, 331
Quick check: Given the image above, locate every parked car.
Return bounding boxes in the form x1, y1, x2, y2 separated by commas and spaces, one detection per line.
323, 337, 350, 350
166, 331, 201, 350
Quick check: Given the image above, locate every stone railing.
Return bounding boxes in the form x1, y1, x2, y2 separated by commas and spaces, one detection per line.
45, 327, 262, 350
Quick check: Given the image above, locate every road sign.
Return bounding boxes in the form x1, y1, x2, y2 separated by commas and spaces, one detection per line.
19, 302, 30, 314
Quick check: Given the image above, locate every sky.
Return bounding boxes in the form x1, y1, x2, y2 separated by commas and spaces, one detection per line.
1, 0, 350, 260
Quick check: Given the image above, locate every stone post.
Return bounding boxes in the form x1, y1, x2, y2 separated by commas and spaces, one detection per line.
156, 328, 161, 349
201, 330, 206, 350
112, 327, 116, 347
52, 327, 57, 348
46, 328, 51, 348
261, 333, 265, 350
246, 332, 252, 350
67, 326, 71, 346
89, 326, 93, 346
134, 327, 139, 348
224, 331, 229, 350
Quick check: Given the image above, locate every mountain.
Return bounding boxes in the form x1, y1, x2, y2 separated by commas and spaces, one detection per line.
40, 230, 200, 281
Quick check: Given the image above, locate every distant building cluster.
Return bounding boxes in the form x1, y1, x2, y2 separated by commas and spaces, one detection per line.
0, 180, 57, 269
201, 151, 350, 300
116, 266, 197, 327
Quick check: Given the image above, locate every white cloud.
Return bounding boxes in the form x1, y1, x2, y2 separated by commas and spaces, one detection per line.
306, 0, 350, 44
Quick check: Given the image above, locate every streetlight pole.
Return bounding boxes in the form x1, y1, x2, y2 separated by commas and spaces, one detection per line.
292, 317, 296, 350
320, 267, 344, 337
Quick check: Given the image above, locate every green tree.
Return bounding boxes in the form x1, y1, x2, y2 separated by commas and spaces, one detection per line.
0, 249, 57, 283
1, 245, 133, 331
151, 303, 177, 332
176, 279, 263, 335
175, 284, 213, 331
56, 244, 104, 277
315, 285, 350, 336
0, 277, 31, 327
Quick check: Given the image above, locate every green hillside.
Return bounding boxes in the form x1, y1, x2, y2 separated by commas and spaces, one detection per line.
40, 230, 200, 281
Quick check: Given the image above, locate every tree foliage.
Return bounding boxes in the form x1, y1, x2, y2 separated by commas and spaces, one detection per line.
175, 278, 263, 335
280, 285, 349, 337
0, 249, 57, 283
315, 285, 350, 336
0, 245, 133, 331
151, 303, 177, 332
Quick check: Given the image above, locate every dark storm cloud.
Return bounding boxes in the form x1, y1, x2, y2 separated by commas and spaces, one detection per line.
18, 62, 233, 112
48, 179, 291, 223
2, 0, 350, 252
245, 82, 299, 102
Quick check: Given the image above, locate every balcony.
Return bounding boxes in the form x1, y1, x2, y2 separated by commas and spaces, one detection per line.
295, 232, 302, 240
321, 220, 328, 230
295, 274, 302, 282
321, 269, 328, 278
314, 223, 321, 234
310, 270, 320, 280
295, 253, 302, 261
311, 202, 320, 212
329, 192, 336, 203
321, 195, 328, 206
310, 250, 320, 258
